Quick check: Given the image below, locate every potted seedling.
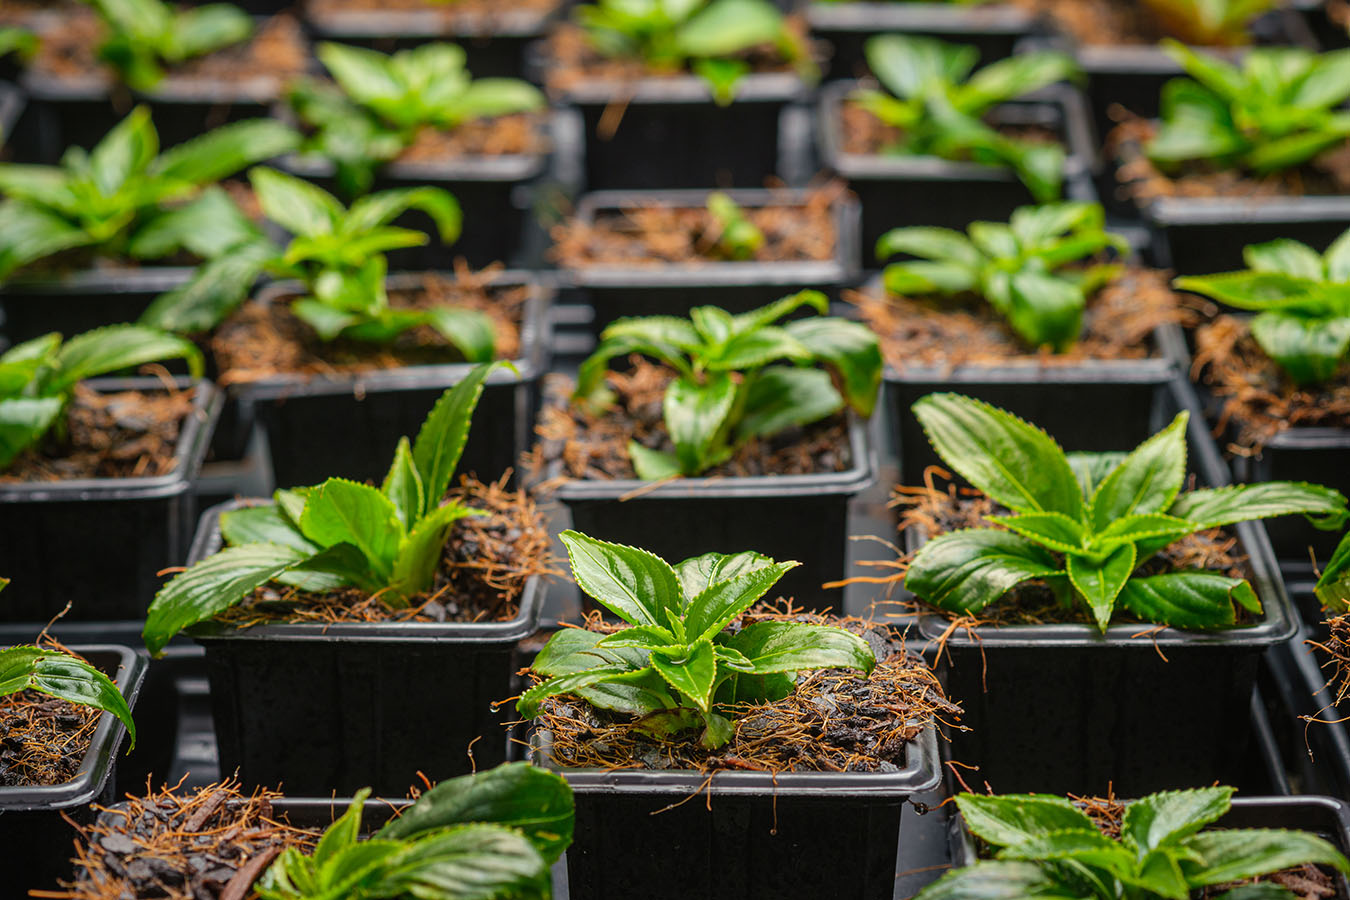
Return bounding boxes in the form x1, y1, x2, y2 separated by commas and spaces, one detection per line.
0, 324, 218, 621
856, 200, 1190, 483
0, 24, 37, 83
279, 41, 550, 268
0, 106, 297, 342
923, 786, 1350, 900
1175, 230, 1350, 570
541, 0, 818, 190
1112, 42, 1350, 275
140, 166, 551, 486
875, 392, 1347, 794
0, 610, 146, 892
817, 33, 1095, 259
143, 364, 551, 794
19, 0, 308, 159
538, 290, 880, 608
517, 531, 947, 900
46, 763, 573, 899
550, 184, 860, 336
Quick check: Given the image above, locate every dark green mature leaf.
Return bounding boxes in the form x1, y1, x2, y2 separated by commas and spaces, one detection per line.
152, 119, 298, 186
915, 862, 1088, 900
42, 324, 203, 394
1089, 412, 1189, 531
559, 530, 681, 628
683, 559, 797, 641
1122, 786, 1234, 855
665, 372, 737, 475
1117, 572, 1258, 629
531, 628, 674, 716
735, 366, 842, 444
906, 529, 1060, 614
913, 393, 1082, 518
410, 361, 500, 511
957, 794, 1096, 847
675, 551, 778, 604
0, 201, 96, 281
1066, 543, 1136, 632
516, 665, 644, 718
219, 504, 318, 553
784, 317, 883, 416
0, 397, 64, 469
139, 239, 274, 334
0, 646, 137, 746
1169, 482, 1349, 531
721, 621, 875, 676
997, 829, 1136, 874
1180, 830, 1350, 886
298, 478, 403, 583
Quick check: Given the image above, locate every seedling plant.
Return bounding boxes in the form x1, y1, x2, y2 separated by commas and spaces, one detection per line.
83, 0, 254, 91
1141, 0, 1279, 46
705, 191, 765, 260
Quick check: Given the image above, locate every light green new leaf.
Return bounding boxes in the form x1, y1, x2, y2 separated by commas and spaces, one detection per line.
1168, 482, 1349, 531
683, 559, 797, 641
298, 478, 404, 583
410, 361, 501, 511
1088, 412, 1189, 531
956, 793, 1096, 847
1066, 543, 1136, 632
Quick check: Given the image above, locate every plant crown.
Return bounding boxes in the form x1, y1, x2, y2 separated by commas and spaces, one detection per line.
852, 34, 1078, 203
916, 785, 1350, 900
84, 0, 253, 91
705, 191, 765, 261
257, 762, 573, 900
1146, 42, 1350, 176
517, 531, 876, 749
1174, 230, 1350, 385
904, 393, 1349, 631
877, 201, 1127, 352
0, 324, 203, 470
0, 106, 298, 282
573, 290, 882, 479
289, 41, 546, 197
573, 0, 817, 104
142, 361, 503, 655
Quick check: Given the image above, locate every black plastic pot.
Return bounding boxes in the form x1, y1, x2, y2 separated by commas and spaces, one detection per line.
301, 3, 560, 80
276, 122, 552, 269
223, 270, 551, 488
187, 502, 543, 796
530, 721, 940, 900
1263, 614, 1350, 799
0, 376, 221, 623
549, 66, 814, 191
1, 644, 147, 897
547, 413, 876, 610
0, 266, 196, 346
0, 79, 23, 152
808, 2, 1040, 81
817, 82, 1098, 264
561, 186, 861, 337
910, 404, 1301, 796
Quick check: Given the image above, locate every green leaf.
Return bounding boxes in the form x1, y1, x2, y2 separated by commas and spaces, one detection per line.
674, 0, 784, 58
1093, 513, 1199, 548
997, 828, 1137, 874
423, 306, 496, 364
0, 397, 64, 470
517, 665, 647, 718
650, 638, 718, 713
597, 624, 678, 650
153, 119, 299, 186
906, 528, 1061, 614
735, 366, 843, 445
729, 290, 828, 335
665, 372, 737, 476
1169, 482, 1349, 531
683, 559, 798, 641
627, 442, 683, 481
128, 186, 264, 261
875, 226, 981, 266
388, 501, 476, 604
346, 187, 462, 246
559, 530, 682, 628
721, 621, 875, 677
0, 646, 137, 747
1244, 238, 1326, 280
784, 317, 883, 416
298, 478, 403, 583
249, 166, 342, 238
993, 512, 1087, 555
531, 629, 674, 716
1089, 412, 1190, 531
915, 861, 1088, 900
1315, 530, 1350, 613
1066, 542, 1136, 632
1122, 786, 1234, 855
706, 325, 811, 371
1117, 572, 1259, 629
956, 51, 1079, 115
912, 393, 1083, 518
0, 201, 96, 281
1250, 311, 1350, 385
1180, 830, 1350, 886
168, 3, 252, 60
138, 239, 274, 334
88, 106, 157, 197
865, 33, 978, 100
674, 550, 778, 605
219, 504, 318, 553
43, 324, 203, 394
1173, 272, 1322, 313
410, 361, 499, 512
381, 436, 424, 530
955, 793, 1096, 847
1003, 269, 1085, 351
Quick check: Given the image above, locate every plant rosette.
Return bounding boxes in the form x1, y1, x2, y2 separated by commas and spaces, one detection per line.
0, 642, 147, 894
884, 392, 1348, 795
518, 531, 947, 900
551, 185, 860, 336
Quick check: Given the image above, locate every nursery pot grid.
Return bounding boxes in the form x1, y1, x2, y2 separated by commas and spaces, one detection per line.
186, 503, 544, 797
0, 376, 221, 623
530, 723, 941, 900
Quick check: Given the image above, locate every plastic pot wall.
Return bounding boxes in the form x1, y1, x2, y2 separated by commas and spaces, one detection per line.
0, 267, 197, 346
562, 186, 861, 337
224, 271, 552, 488
186, 503, 543, 796
0, 377, 220, 623
818, 83, 1099, 265
1, 645, 147, 896
549, 415, 876, 610
531, 724, 941, 900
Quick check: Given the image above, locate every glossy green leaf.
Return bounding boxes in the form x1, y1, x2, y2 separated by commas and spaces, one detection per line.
1117, 572, 1259, 629
722, 621, 875, 676
1066, 543, 1136, 632
380, 436, 424, 529
784, 316, 883, 416
1169, 481, 1349, 531
1088, 412, 1189, 531
0, 646, 136, 747
1315, 530, 1350, 613
735, 365, 843, 445
997, 829, 1137, 874
627, 442, 683, 481
388, 501, 477, 604
1180, 829, 1350, 886
250, 166, 342, 238
674, 550, 778, 605
993, 512, 1087, 555
683, 559, 797, 641
153, 119, 299, 186
650, 638, 718, 714
410, 361, 499, 510
345, 187, 461, 246
915, 861, 1088, 900
298, 478, 403, 582
956, 794, 1096, 847
665, 372, 737, 476
43, 324, 203, 393
1250, 311, 1350, 385
219, 504, 318, 553
138, 239, 274, 334
906, 528, 1060, 614
0, 397, 64, 469
674, 0, 783, 58
1123, 786, 1235, 855
559, 530, 682, 628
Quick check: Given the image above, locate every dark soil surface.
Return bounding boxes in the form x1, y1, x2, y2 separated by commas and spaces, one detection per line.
0, 690, 99, 787
396, 113, 549, 160
839, 99, 1061, 157
0, 383, 195, 483
535, 362, 853, 481
210, 267, 526, 387
551, 183, 840, 266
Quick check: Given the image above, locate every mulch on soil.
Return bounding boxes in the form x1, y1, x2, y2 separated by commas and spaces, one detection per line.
305, 0, 558, 18
0, 691, 99, 788
1008, 0, 1267, 46
838, 99, 1061, 157
395, 113, 549, 161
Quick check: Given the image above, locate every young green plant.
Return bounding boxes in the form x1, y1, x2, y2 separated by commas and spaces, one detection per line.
0, 26, 37, 66
142, 361, 503, 655
573, 0, 817, 104
1316, 530, 1350, 613
706, 191, 765, 260
289, 41, 546, 197
572, 290, 882, 479
257, 762, 572, 900
0, 324, 203, 470
1146, 42, 1350, 177
1141, 0, 1278, 45
904, 393, 1349, 631
140, 166, 494, 362
1174, 230, 1350, 385
876, 201, 1128, 351
83, 0, 253, 91
852, 34, 1078, 203
917, 785, 1349, 900
0, 106, 298, 282
517, 531, 875, 748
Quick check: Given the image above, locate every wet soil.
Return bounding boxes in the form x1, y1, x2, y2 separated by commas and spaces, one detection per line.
0, 690, 99, 787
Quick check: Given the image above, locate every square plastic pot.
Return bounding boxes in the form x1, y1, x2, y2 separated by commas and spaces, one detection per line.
529, 722, 941, 900
909, 408, 1300, 796
560, 186, 861, 338
807, 2, 1040, 81
548, 65, 814, 190
818, 82, 1098, 265
547, 414, 876, 610
223, 271, 552, 488
0, 79, 23, 150
0, 644, 147, 896
0, 376, 221, 623
0, 266, 197, 346
185, 501, 544, 796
